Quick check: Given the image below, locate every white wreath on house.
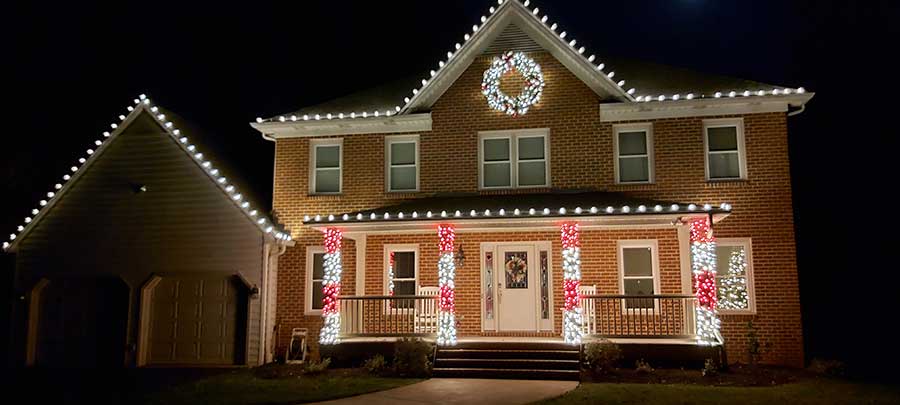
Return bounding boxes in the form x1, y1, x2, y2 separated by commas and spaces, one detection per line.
481, 51, 545, 116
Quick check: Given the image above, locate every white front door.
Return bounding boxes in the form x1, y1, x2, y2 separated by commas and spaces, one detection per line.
496, 245, 538, 331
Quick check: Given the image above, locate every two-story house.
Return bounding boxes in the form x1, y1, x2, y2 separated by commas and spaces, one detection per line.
252, 0, 812, 376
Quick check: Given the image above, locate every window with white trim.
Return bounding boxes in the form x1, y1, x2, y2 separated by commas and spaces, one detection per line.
479, 129, 549, 189
618, 240, 659, 309
715, 238, 756, 313
305, 247, 326, 314
310, 139, 342, 194
386, 135, 419, 192
386, 246, 418, 309
704, 118, 746, 180
614, 123, 654, 184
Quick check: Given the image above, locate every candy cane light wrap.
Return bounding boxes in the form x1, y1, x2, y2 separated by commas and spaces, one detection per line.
437, 224, 457, 346
690, 217, 720, 343
319, 228, 343, 345
561, 222, 583, 344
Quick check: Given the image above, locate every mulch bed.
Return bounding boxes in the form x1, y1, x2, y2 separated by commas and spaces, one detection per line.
582, 364, 816, 386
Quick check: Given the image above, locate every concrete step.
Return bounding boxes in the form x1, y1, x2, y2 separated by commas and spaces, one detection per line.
451, 341, 578, 351
437, 348, 580, 360
434, 358, 579, 370
432, 367, 580, 381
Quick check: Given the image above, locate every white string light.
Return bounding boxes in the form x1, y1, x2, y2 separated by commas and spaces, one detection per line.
3, 94, 292, 252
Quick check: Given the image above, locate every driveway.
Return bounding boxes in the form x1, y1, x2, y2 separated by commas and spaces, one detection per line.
310, 378, 579, 405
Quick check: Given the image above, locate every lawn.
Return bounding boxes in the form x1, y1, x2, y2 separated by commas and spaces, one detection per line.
137, 368, 421, 405
536, 379, 900, 405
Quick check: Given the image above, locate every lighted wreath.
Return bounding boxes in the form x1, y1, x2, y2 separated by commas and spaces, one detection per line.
482, 51, 545, 116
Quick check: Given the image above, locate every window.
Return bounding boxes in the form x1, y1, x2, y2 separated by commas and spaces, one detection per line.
386, 135, 419, 192
386, 246, 418, 309
310, 139, 342, 194
305, 247, 326, 314
704, 118, 746, 180
618, 240, 659, 309
715, 238, 756, 313
614, 124, 654, 184
479, 129, 549, 189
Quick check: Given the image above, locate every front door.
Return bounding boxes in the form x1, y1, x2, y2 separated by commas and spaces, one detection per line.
496, 245, 537, 331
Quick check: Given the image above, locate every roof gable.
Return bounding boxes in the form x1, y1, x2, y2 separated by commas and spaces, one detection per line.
4, 95, 291, 253
401, 0, 633, 113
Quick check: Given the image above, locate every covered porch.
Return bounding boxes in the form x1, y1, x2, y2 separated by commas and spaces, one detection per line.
306, 191, 730, 349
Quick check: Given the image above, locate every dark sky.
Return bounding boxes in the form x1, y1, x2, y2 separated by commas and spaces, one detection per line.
4, 0, 899, 371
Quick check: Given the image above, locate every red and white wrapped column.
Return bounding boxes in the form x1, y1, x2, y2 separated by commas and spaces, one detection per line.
319, 228, 343, 345
690, 217, 721, 343
437, 224, 457, 346
561, 222, 583, 344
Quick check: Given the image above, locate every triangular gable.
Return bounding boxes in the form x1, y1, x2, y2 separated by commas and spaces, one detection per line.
400, 0, 635, 113
3, 95, 291, 253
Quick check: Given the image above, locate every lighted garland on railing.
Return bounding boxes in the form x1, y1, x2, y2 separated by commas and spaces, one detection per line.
319, 228, 343, 345
437, 224, 457, 346
560, 222, 583, 344
690, 217, 720, 343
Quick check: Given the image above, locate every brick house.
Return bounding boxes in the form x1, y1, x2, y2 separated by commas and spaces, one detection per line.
253, 0, 812, 373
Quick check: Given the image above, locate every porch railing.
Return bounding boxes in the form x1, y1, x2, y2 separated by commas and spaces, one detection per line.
581, 294, 697, 339
338, 295, 438, 338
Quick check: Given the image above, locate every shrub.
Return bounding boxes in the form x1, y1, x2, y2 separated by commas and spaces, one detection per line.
702, 358, 719, 377
363, 354, 387, 374
303, 358, 331, 375
584, 340, 622, 373
394, 338, 433, 377
808, 358, 846, 377
746, 321, 771, 367
635, 359, 654, 374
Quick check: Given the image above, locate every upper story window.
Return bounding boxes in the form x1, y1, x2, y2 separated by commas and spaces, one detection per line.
479, 129, 549, 189
310, 139, 342, 194
704, 118, 746, 180
614, 123, 654, 184
618, 240, 659, 309
386, 135, 419, 192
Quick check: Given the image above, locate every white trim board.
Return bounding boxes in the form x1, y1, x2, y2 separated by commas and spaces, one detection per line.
251, 113, 432, 138
599, 93, 814, 122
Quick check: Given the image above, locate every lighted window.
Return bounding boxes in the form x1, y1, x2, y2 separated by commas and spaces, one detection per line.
614, 124, 654, 183
619, 241, 659, 309
479, 129, 549, 189
306, 248, 326, 314
704, 118, 746, 180
386, 136, 419, 192
310, 140, 342, 194
715, 239, 755, 313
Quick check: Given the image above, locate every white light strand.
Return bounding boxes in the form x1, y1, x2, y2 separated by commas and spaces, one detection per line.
3, 94, 292, 252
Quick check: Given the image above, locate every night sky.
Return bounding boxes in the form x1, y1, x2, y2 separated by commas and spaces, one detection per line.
4, 0, 899, 372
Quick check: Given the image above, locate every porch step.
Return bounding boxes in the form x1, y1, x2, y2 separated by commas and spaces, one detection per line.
433, 341, 580, 381
432, 367, 580, 381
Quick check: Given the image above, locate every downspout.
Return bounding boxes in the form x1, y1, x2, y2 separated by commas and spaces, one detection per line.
260, 240, 288, 364
787, 103, 807, 117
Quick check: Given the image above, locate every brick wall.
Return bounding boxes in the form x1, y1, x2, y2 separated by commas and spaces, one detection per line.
272, 52, 802, 367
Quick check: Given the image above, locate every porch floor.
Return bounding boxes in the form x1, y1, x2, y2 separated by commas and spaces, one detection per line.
339, 336, 711, 346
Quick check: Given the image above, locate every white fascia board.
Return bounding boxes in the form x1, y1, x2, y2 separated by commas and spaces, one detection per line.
599, 93, 814, 122
251, 113, 432, 138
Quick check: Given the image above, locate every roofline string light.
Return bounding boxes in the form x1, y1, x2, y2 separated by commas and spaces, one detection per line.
254, 0, 808, 125
300, 203, 733, 224
2, 94, 291, 252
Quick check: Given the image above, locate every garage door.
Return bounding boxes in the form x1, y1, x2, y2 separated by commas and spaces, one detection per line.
35, 278, 128, 367
148, 274, 247, 365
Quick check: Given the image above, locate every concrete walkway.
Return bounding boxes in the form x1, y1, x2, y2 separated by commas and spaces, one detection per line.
311, 378, 578, 405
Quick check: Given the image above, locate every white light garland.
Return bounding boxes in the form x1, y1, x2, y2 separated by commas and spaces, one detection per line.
482, 51, 545, 116
3, 94, 292, 252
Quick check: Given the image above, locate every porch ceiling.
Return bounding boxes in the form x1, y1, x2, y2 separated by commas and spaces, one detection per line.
304, 191, 731, 234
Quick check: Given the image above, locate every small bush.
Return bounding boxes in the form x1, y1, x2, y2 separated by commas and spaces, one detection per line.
808, 358, 846, 377
702, 358, 719, 377
584, 340, 622, 374
303, 358, 331, 375
394, 338, 433, 377
363, 354, 387, 374
635, 359, 654, 374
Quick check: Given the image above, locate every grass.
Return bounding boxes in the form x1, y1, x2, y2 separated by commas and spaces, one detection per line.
137, 368, 421, 405
536, 379, 900, 405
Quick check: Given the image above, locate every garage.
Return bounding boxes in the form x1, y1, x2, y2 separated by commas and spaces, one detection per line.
33, 277, 129, 367
145, 274, 248, 365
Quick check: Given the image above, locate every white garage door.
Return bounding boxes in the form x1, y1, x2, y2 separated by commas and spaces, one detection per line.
148, 275, 246, 365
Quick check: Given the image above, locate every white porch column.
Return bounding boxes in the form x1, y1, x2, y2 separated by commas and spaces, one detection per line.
560, 222, 583, 344
690, 217, 720, 344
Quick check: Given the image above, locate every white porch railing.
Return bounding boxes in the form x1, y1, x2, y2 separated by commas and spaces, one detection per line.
580, 294, 697, 339
338, 295, 439, 337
